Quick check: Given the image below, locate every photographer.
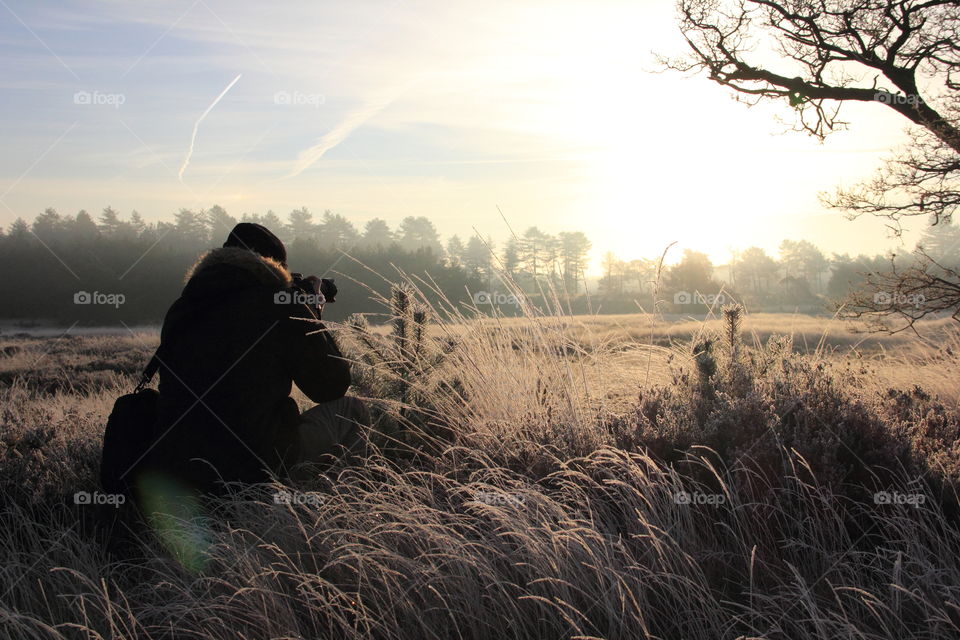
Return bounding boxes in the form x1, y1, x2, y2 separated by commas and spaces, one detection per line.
144, 223, 367, 497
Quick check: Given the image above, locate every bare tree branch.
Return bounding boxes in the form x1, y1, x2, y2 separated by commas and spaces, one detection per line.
660, 0, 960, 149
662, 0, 960, 328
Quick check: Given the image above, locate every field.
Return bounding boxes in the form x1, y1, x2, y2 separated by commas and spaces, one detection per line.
2, 299, 960, 640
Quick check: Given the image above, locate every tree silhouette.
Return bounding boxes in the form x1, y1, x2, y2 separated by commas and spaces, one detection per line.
779, 239, 828, 292
71, 210, 100, 243
600, 252, 625, 295
207, 205, 238, 244
287, 207, 315, 241
502, 237, 520, 279
98, 206, 123, 236
8, 218, 29, 239
735, 247, 778, 295
627, 258, 656, 296
173, 209, 208, 246
317, 210, 359, 250
129, 211, 146, 236
828, 253, 888, 301
361, 218, 395, 249
518, 227, 544, 280
916, 221, 960, 267
558, 231, 592, 294
32, 208, 62, 242
463, 236, 495, 286
398, 216, 442, 255
665, 250, 724, 303
446, 235, 466, 267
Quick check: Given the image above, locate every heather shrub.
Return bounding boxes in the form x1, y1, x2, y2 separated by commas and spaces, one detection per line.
622, 306, 944, 503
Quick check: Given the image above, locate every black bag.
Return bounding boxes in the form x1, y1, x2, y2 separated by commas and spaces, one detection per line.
100, 350, 161, 498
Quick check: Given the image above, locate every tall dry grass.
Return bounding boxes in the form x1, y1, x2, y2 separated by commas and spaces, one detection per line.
1, 286, 959, 639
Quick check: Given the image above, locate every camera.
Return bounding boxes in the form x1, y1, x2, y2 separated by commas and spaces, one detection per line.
290, 273, 337, 303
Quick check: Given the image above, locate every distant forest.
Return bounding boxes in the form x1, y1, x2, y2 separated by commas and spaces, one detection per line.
2, 205, 958, 325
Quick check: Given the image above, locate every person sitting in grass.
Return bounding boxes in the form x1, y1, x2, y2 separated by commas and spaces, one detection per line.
136, 222, 368, 498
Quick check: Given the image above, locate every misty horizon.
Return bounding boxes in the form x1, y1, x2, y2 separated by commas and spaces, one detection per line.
2, 202, 939, 276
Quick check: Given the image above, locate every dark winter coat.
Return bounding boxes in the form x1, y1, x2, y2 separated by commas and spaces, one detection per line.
147, 247, 350, 494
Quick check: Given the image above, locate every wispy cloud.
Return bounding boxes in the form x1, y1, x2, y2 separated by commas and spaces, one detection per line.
178, 72, 242, 182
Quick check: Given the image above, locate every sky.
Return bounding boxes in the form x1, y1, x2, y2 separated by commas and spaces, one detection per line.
0, 0, 934, 272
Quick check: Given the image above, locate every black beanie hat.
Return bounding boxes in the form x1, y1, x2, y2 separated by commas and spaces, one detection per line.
223, 223, 287, 266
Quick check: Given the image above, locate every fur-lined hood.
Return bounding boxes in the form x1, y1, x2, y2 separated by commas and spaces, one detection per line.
184, 247, 292, 289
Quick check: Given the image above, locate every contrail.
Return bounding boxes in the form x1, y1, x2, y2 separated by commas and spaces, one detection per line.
178, 73, 242, 182
286, 80, 417, 179
286, 94, 394, 178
